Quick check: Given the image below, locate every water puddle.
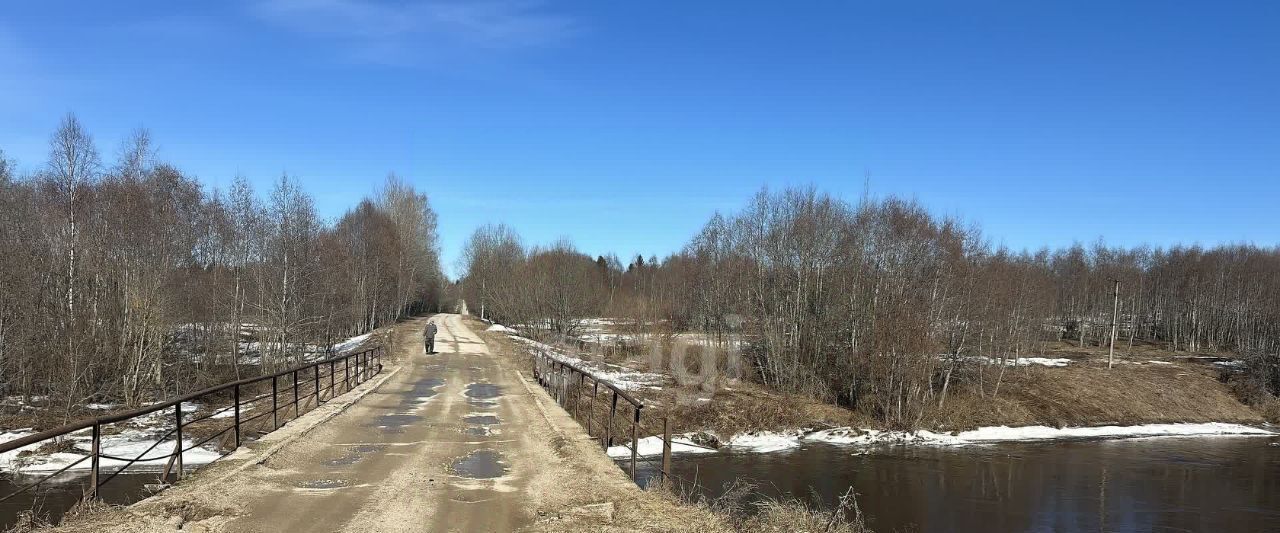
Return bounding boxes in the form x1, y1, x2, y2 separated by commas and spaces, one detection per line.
298, 479, 350, 489
326, 454, 360, 466
464, 427, 491, 437
468, 399, 497, 408
408, 377, 445, 396
463, 415, 499, 425
450, 450, 507, 479
325, 444, 386, 466
372, 414, 422, 428
464, 383, 503, 400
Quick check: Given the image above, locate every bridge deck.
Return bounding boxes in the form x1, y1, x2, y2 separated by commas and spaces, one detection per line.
64, 313, 718, 532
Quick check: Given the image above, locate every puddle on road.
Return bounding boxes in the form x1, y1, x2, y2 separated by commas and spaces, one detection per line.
396, 377, 445, 411
451, 450, 507, 479
463, 415, 499, 425
409, 377, 446, 395
464, 383, 503, 400
468, 399, 497, 408
298, 479, 350, 489
373, 414, 423, 428
464, 426, 491, 437
325, 444, 387, 466
326, 454, 360, 466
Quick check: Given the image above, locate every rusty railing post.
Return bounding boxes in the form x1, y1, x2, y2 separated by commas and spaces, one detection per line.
314, 365, 321, 405
631, 405, 640, 481
587, 379, 597, 436
558, 366, 566, 406
89, 421, 101, 499
662, 416, 672, 486
577, 372, 585, 420
293, 369, 300, 417
174, 403, 184, 481
605, 391, 617, 450
345, 355, 350, 391
233, 384, 241, 448
272, 375, 279, 430
329, 360, 336, 400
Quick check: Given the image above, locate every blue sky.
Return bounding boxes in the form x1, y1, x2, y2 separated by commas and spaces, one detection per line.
2, 1, 1277, 277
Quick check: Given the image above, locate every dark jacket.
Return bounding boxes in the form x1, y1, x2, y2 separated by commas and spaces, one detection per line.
425, 323, 438, 338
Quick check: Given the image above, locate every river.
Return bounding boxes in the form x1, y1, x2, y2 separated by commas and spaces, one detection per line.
633, 435, 1280, 532
6, 436, 1279, 531
0, 473, 154, 529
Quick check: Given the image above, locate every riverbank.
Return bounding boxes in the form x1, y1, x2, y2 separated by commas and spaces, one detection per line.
485, 321, 1274, 457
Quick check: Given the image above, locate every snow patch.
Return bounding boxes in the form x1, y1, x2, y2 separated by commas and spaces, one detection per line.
511, 336, 665, 391
731, 422, 1275, 453
332, 332, 372, 354
949, 422, 1272, 442
2, 401, 220, 474
606, 435, 719, 458
982, 357, 1072, 367
727, 431, 804, 452
486, 324, 517, 334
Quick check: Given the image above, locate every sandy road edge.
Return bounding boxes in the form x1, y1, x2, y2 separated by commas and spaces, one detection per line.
511, 369, 578, 445
205, 364, 405, 485
38, 361, 409, 533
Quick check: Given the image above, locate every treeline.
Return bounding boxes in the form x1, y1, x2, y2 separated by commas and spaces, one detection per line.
0, 115, 444, 418
461, 187, 1280, 427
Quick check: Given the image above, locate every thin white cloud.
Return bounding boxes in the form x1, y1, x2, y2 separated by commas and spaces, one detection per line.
248, 0, 576, 63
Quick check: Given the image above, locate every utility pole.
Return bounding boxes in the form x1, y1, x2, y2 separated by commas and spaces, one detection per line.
1108, 278, 1121, 369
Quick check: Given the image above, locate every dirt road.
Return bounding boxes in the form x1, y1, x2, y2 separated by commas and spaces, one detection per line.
60, 313, 726, 533
206, 314, 564, 531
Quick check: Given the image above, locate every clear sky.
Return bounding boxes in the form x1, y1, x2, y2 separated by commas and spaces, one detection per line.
2, 1, 1277, 277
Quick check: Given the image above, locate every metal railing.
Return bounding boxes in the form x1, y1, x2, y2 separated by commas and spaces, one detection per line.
531, 347, 679, 485
0, 345, 385, 505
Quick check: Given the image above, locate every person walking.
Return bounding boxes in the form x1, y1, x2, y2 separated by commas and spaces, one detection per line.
424, 320, 438, 354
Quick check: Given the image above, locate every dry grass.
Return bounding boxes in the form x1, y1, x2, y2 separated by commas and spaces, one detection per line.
651, 479, 871, 533
1041, 338, 1237, 360
637, 383, 875, 438
480, 314, 1266, 436
924, 361, 1264, 431
740, 498, 871, 533
1258, 396, 1280, 424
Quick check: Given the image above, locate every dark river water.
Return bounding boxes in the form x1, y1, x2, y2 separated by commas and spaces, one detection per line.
6, 436, 1279, 531
634, 435, 1280, 533
0, 473, 154, 529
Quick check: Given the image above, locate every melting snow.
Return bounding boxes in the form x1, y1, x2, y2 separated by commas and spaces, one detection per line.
510, 337, 665, 391
727, 431, 804, 452
980, 357, 1073, 367
1, 401, 221, 475
332, 332, 372, 354
724, 422, 1276, 452
605, 435, 719, 458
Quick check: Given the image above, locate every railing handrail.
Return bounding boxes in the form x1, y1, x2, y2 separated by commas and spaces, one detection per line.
533, 349, 644, 409
0, 345, 382, 455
